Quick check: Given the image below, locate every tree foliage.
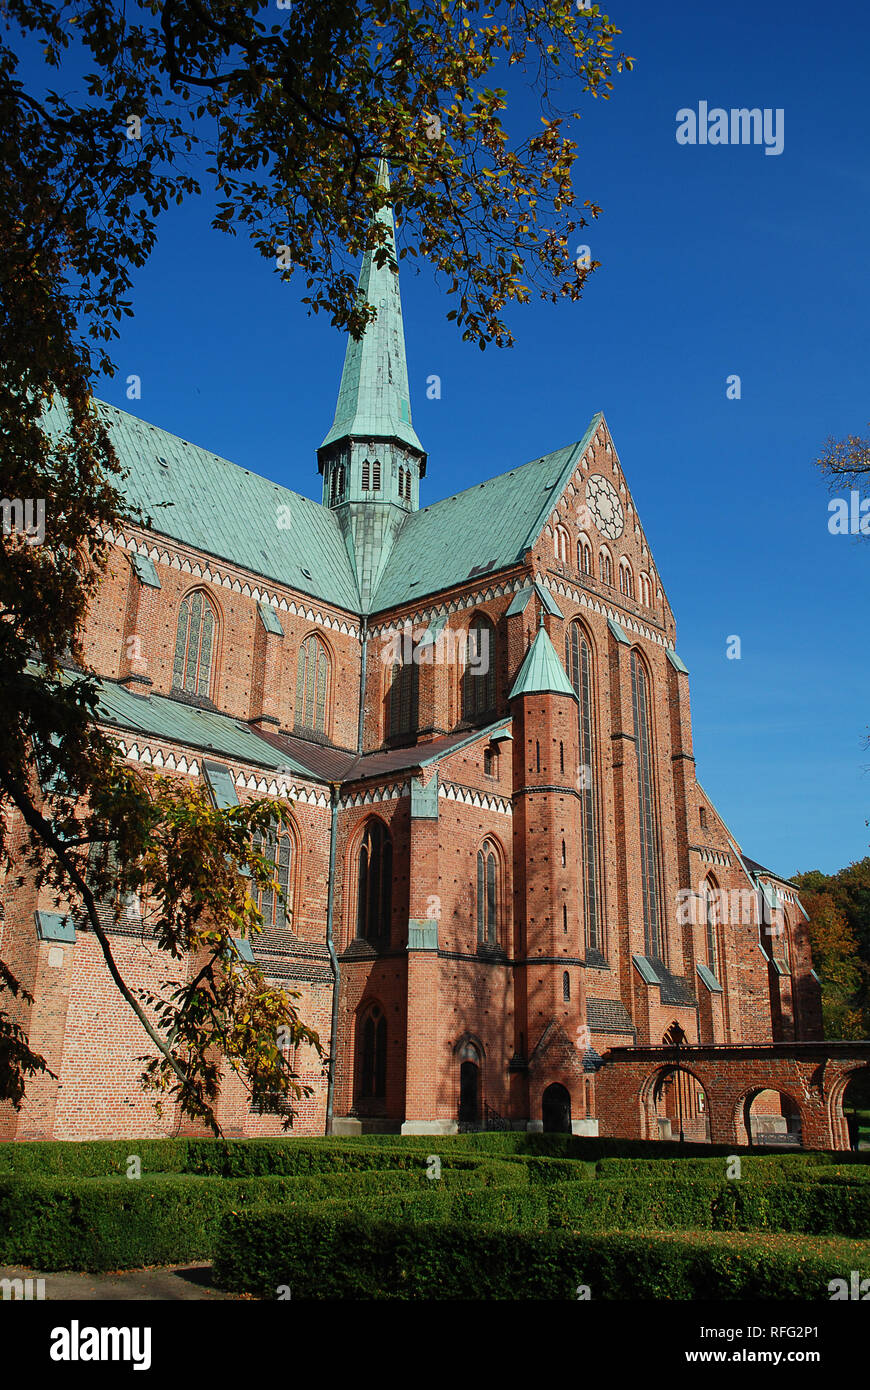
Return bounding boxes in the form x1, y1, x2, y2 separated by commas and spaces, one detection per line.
815, 426, 870, 490
792, 858, 870, 1040
4, 0, 631, 349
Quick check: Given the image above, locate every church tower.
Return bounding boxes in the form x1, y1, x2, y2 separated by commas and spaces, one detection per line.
317, 160, 427, 611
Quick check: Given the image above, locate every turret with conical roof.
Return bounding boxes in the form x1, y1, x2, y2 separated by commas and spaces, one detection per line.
509, 620, 578, 701
317, 160, 426, 611
509, 606, 590, 1128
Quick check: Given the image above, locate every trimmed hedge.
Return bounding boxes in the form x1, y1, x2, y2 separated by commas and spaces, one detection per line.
322, 1131, 869, 1164
300, 1182, 549, 1232
0, 1139, 191, 1178
495, 1155, 595, 1184
2, 1134, 866, 1275
181, 1140, 521, 1179
547, 1176, 870, 1237
2, 1133, 864, 1179
596, 1155, 827, 1182
298, 1174, 870, 1237
212, 1207, 858, 1300
0, 1160, 526, 1271
0, 1137, 530, 1181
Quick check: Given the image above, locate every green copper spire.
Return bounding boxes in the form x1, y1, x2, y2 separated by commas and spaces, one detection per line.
317, 160, 427, 611
320, 161, 424, 455
509, 625, 578, 701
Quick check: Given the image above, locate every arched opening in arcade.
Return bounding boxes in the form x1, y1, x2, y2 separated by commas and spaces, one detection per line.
542, 1082, 572, 1133
737, 1088, 803, 1147
646, 1065, 711, 1142
834, 1068, 870, 1151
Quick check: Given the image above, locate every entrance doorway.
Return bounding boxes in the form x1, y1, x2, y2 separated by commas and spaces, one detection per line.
459, 1061, 479, 1126
542, 1082, 572, 1133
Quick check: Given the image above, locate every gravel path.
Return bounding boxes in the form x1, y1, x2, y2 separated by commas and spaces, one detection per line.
0, 1263, 247, 1301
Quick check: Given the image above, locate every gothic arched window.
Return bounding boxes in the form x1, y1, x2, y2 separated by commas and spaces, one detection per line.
477, 838, 499, 945
399, 466, 406, 498
639, 572, 651, 607
173, 590, 217, 696
565, 621, 601, 953
372, 458, 381, 490
554, 525, 570, 563
631, 649, 662, 959
356, 819, 393, 942
253, 824, 295, 931
404, 469, 412, 500
388, 650, 419, 738
704, 874, 721, 977
357, 1003, 387, 1099
578, 536, 592, 575
461, 615, 496, 721
295, 634, 330, 733
619, 561, 634, 599
362, 459, 370, 491
770, 906, 791, 973
600, 549, 613, 586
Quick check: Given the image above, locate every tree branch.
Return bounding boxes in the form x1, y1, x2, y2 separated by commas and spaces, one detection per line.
0, 767, 213, 1128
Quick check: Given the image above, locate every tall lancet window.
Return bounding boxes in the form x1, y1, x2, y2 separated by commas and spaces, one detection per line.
388, 646, 418, 738
704, 875, 722, 979
173, 590, 217, 697
356, 820, 393, 943
461, 615, 497, 721
476, 838, 499, 945
631, 649, 662, 959
295, 634, 330, 733
565, 622, 601, 954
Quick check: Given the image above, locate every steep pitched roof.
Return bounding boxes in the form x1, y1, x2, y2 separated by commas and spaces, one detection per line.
92, 674, 513, 790
256, 718, 511, 785
43, 391, 601, 618
741, 855, 797, 889
42, 398, 361, 613
371, 416, 601, 611
94, 678, 310, 773
509, 624, 577, 700
319, 161, 424, 457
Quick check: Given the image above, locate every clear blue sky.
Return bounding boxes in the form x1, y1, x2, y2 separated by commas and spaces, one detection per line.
32, 0, 870, 876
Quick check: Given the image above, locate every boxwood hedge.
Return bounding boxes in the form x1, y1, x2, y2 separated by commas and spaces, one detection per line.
0, 1137, 531, 1181
0, 1160, 525, 1271
292, 1173, 870, 1238
212, 1207, 855, 1300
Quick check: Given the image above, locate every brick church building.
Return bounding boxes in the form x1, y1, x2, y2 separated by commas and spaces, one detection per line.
7, 166, 858, 1148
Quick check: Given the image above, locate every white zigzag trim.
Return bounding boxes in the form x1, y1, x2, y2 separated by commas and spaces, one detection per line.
439, 782, 512, 816
339, 780, 410, 809
110, 533, 358, 638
